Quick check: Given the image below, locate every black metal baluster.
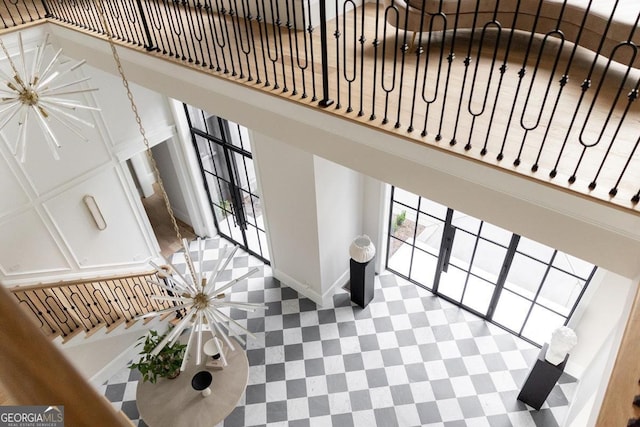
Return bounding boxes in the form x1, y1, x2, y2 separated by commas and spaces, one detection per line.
450, 0, 480, 146
229, 0, 248, 79
177, 0, 194, 61
215, 0, 238, 76
392, 0, 412, 128
292, 0, 310, 98
239, 0, 260, 82
135, 0, 155, 50
368, 0, 381, 120
514, 3, 568, 165
380, 2, 399, 124
578, 40, 639, 189
332, 0, 342, 107
201, 0, 220, 70
166, 1, 186, 59
274, 0, 288, 91
123, 1, 144, 46
284, 0, 298, 94
180, 0, 198, 63
318, 0, 333, 106
186, 0, 205, 64
465, 19, 502, 151
343, 0, 357, 112
261, 0, 280, 87
496, 0, 549, 161
531, 0, 594, 172
254, 0, 270, 83
406, 0, 428, 133
550, 0, 622, 179
417, 11, 447, 136
143, 1, 169, 54
433, 0, 462, 140
356, 0, 366, 115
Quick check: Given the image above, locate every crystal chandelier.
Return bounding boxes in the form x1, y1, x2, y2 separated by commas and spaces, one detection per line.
143, 238, 266, 370
0, 32, 97, 162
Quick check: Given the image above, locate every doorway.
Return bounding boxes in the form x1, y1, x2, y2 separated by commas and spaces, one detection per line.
183, 104, 270, 263
386, 186, 597, 345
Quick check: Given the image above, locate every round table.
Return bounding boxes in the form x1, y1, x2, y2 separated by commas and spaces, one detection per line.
136, 338, 248, 427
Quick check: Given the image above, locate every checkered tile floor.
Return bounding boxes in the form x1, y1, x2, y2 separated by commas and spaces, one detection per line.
98, 237, 577, 426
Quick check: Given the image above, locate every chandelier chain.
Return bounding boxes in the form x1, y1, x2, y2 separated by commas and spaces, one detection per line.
92, 0, 198, 281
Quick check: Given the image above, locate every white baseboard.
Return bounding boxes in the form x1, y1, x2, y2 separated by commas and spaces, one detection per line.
272, 267, 350, 307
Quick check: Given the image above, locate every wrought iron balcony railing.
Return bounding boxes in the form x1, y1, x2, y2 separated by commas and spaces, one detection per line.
1, 0, 639, 212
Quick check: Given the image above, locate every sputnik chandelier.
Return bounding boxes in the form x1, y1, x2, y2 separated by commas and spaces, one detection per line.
0, 32, 97, 162
142, 239, 266, 370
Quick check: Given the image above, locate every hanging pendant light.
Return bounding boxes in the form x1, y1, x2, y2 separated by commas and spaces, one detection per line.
0, 32, 98, 162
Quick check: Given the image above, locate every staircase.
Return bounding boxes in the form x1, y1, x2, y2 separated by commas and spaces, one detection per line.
10, 270, 182, 344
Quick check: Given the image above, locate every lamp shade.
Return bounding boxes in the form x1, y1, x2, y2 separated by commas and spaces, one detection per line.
349, 235, 376, 263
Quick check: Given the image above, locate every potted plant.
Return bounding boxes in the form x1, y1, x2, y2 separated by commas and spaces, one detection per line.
129, 329, 187, 383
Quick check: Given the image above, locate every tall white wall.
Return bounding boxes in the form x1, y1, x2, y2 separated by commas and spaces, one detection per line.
314, 156, 363, 299
251, 132, 324, 300
152, 140, 191, 225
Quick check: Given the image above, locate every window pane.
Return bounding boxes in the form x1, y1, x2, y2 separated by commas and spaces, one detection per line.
462, 276, 494, 315
505, 253, 546, 299
452, 211, 481, 234
387, 242, 412, 277
410, 248, 438, 289
521, 305, 566, 346
480, 222, 512, 246
439, 265, 466, 302
538, 268, 585, 316
553, 251, 595, 279
470, 239, 507, 283
393, 188, 419, 209
516, 237, 554, 262
492, 290, 532, 333
419, 198, 448, 220
390, 204, 417, 246
449, 230, 476, 272
415, 213, 444, 257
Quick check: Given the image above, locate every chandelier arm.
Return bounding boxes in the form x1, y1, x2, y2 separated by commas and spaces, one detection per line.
37, 88, 99, 98
150, 295, 187, 303
135, 303, 190, 320
36, 49, 63, 87
216, 301, 265, 312
182, 239, 199, 289
195, 311, 204, 365
209, 267, 260, 297
204, 310, 236, 352
38, 76, 92, 94
38, 97, 101, 111
150, 306, 196, 357
39, 100, 95, 128
92, 0, 198, 282
145, 279, 188, 296
32, 107, 61, 160
209, 309, 246, 346
165, 260, 197, 295
212, 307, 256, 340
210, 333, 228, 366
17, 33, 28, 84
0, 39, 22, 88
31, 34, 49, 81
180, 324, 197, 372
15, 107, 28, 162
197, 237, 204, 287
204, 244, 230, 289
39, 106, 92, 141
0, 102, 22, 130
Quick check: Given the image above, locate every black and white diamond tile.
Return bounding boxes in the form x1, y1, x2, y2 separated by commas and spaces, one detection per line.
100, 237, 577, 427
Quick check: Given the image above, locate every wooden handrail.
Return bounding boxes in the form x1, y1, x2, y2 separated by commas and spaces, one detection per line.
10, 269, 160, 292
0, 283, 132, 426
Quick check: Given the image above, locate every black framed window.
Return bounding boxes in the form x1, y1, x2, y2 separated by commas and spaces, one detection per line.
386, 186, 597, 346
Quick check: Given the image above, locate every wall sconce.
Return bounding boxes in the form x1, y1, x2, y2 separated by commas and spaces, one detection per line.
83, 195, 107, 230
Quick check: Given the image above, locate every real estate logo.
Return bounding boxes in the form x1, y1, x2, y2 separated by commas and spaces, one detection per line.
0, 406, 64, 427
